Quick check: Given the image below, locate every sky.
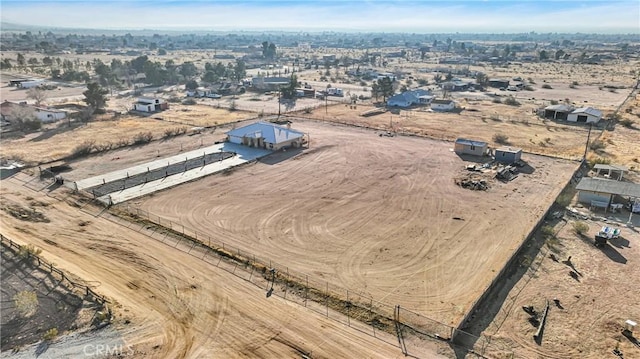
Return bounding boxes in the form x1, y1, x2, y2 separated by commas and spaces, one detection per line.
1, 0, 639, 33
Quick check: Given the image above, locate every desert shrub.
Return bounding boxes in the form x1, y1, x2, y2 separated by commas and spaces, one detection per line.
589, 140, 606, 151
132, 132, 153, 145
94, 142, 114, 152
541, 84, 553, 89
541, 225, 555, 239
524, 85, 534, 91
303, 107, 313, 114
588, 156, 611, 167
493, 133, 510, 145
572, 221, 589, 236
257, 110, 264, 118
527, 77, 536, 84
556, 191, 573, 207
115, 138, 129, 147
18, 244, 42, 260
619, 119, 635, 128
71, 140, 95, 158
14, 290, 38, 317
504, 96, 520, 106
550, 100, 559, 105
43, 328, 58, 341
182, 98, 196, 105
492, 97, 502, 104
167, 96, 181, 103
229, 100, 237, 111
572, 81, 579, 86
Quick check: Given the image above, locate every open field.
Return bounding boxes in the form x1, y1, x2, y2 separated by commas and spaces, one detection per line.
135, 120, 578, 327
0, 105, 252, 164
0, 175, 448, 358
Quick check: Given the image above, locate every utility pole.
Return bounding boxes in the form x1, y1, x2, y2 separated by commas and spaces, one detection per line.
277, 88, 281, 119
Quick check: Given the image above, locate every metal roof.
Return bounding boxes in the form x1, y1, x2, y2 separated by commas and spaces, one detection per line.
593, 164, 628, 172
496, 146, 522, 153
455, 138, 488, 147
571, 107, 602, 118
227, 122, 304, 144
576, 177, 640, 197
545, 104, 574, 112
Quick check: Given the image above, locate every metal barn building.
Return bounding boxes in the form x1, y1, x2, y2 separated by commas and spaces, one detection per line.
227, 122, 304, 151
495, 147, 522, 163
454, 138, 488, 156
567, 107, 602, 124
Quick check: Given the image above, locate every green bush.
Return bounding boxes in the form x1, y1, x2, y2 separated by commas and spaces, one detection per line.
492, 133, 510, 145
541, 225, 555, 239
43, 327, 58, 341
572, 221, 589, 236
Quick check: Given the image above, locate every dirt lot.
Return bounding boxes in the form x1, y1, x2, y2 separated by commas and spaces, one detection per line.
298, 102, 598, 161
0, 175, 449, 358
483, 218, 640, 359
134, 120, 578, 327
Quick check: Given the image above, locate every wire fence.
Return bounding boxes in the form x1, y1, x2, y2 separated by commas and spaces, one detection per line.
0, 233, 109, 306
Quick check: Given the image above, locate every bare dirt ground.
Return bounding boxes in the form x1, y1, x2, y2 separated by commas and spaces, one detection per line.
298, 102, 597, 161
135, 119, 578, 327
483, 219, 640, 359
0, 175, 449, 358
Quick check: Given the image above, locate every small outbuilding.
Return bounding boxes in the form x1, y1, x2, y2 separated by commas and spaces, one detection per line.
454, 138, 489, 156
543, 104, 573, 120
33, 106, 67, 123
567, 107, 602, 123
430, 99, 455, 112
134, 97, 168, 113
495, 146, 522, 163
226, 121, 305, 151
593, 164, 627, 181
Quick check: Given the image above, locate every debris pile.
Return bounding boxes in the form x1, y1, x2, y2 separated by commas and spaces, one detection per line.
455, 177, 489, 191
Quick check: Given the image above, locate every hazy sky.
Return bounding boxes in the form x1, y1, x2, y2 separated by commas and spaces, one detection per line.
1, 0, 639, 33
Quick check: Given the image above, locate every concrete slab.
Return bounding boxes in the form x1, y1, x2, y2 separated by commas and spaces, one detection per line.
73, 142, 270, 191
71, 142, 271, 204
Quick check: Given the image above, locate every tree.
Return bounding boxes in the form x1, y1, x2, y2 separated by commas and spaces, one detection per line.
539, 50, 549, 61
202, 71, 218, 84
475, 72, 488, 89
185, 79, 198, 91
157, 48, 167, 55
0, 58, 11, 70
261, 41, 277, 59
17, 53, 25, 66
376, 77, 394, 102
83, 82, 109, 111
27, 88, 47, 106
280, 74, 299, 99
144, 61, 167, 86
10, 105, 41, 132
179, 62, 197, 79
233, 60, 246, 81
555, 49, 565, 60
130, 55, 149, 73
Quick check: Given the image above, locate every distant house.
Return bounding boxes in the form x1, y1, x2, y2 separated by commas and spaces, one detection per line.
543, 104, 574, 121
387, 89, 432, 108
134, 97, 168, 113
567, 107, 602, 123
0, 101, 66, 123
440, 79, 474, 92
18, 80, 44, 89
430, 99, 456, 112
226, 122, 305, 151
251, 77, 290, 91
33, 106, 67, 123
454, 138, 488, 156
495, 147, 522, 163
186, 87, 211, 97
488, 78, 510, 89
322, 54, 336, 62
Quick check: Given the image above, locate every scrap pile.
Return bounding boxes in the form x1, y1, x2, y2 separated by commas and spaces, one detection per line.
496, 165, 519, 182
455, 177, 489, 191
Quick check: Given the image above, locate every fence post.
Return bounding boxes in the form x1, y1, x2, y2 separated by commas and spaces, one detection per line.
325, 281, 329, 317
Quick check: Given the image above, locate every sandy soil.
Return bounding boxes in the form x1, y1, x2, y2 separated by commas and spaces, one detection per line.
0, 175, 449, 358
484, 219, 640, 359
135, 119, 578, 327
298, 102, 598, 161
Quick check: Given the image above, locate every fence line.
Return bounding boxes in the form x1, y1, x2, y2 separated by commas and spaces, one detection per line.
0, 233, 109, 306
